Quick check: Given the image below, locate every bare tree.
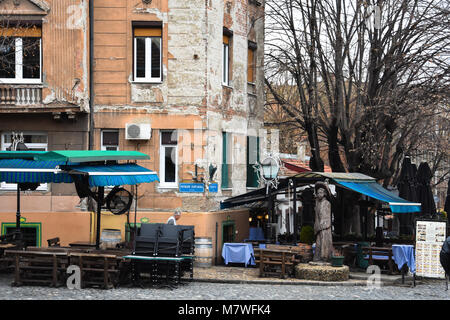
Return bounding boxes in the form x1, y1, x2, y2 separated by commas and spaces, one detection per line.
265, 0, 450, 184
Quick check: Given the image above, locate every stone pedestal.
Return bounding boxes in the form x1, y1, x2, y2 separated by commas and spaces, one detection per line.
295, 263, 349, 281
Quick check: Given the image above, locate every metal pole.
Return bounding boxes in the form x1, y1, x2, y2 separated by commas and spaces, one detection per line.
88, 0, 95, 150
215, 222, 218, 266
16, 183, 20, 232
95, 186, 104, 250
292, 179, 298, 243
266, 184, 271, 242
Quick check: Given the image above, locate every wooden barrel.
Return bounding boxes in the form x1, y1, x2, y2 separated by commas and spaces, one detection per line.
194, 237, 213, 268
100, 229, 122, 249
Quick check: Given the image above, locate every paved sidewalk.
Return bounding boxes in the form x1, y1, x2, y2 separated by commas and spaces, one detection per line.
190, 265, 417, 287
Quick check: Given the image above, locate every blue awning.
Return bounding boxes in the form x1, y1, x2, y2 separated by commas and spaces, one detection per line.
333, 179, 421, 213
0, 160, 159, 187
0, 159, 73, 183
65, 163, 159, 187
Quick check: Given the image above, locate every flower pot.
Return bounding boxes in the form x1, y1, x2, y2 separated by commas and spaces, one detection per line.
331, 255, 345, 267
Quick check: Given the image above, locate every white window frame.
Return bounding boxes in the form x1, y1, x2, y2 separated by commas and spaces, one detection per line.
159, 130, 178, 188
101, 130, 120, 151
133, 36, 162, 83
0, 132, 48, 191
0, 37, 42, 84
222, 41, 229, 86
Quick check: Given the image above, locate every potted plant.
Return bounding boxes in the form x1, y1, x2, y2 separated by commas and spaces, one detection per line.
331, 247, 345, 267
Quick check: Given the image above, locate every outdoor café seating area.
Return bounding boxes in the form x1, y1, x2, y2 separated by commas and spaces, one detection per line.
0, 223, 196, 289
221, 234, 416, 283
0, 150, 195, 289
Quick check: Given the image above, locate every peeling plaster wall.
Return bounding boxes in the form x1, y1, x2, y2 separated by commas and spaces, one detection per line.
43, 0, 90, 111
0, 0, 90, 110
204, 0, 266, 200
92, 0, 266, 212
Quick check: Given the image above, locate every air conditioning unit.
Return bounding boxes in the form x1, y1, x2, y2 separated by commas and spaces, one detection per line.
125, 123, 151, 140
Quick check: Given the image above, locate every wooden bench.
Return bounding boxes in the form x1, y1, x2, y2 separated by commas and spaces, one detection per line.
47, 237, 60, 247
362, 246, 395, 274
0, 243, 17, 271
255, 248, 302, 279
5, 249, 69, 287
254, 244, 311, 264
68, 252, 123, 289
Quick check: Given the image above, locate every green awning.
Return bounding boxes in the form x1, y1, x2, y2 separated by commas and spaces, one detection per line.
34, 150, 150, 163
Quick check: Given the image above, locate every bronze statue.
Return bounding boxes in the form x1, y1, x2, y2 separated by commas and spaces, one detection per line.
313, 181, 333, 262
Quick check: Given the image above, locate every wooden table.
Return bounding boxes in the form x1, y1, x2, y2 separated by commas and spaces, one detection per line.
69, 241, 97, 248
5, 249, 69, 287
362, 246, 395, 274
0, 243, 16, 249
255, 248, 302, 279
0, 243, 19, 271
68, 252, 123, 289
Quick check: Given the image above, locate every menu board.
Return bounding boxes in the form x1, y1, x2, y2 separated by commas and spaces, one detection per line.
415, 220, 447, 278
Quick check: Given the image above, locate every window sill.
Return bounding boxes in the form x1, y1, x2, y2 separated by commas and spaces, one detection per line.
0, 82, 44, 87
131, 81, 163, 85
222, 84, 233, 90
158, 184, 178, 190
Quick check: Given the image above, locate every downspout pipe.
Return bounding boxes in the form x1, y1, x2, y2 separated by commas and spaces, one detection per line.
88, 0, 94, 150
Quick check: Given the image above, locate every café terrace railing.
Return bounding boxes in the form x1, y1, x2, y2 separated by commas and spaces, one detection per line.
0, 85, 42, 106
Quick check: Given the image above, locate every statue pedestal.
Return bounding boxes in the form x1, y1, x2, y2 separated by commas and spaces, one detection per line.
295, 263, 349, 282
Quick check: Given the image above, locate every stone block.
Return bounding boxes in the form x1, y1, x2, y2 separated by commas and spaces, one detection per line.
295, 263, 349, 282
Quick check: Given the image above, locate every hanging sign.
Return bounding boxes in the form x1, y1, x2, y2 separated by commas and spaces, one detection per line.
415, 220, 447, 279
208, 183, 218, 193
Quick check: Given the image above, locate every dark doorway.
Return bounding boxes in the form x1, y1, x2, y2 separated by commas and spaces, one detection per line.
222, 220, 235, 243
3, 224, 40, 247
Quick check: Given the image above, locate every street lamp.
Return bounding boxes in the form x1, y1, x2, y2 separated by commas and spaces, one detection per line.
255, 154, 281, 243
257, 155, 281, 193
261, 157, 279, 181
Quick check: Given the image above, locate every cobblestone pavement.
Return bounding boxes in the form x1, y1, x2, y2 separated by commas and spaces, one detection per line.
0, 272, 449, 300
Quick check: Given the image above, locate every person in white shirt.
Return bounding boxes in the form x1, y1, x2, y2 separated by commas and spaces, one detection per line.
167, 209, 182, 225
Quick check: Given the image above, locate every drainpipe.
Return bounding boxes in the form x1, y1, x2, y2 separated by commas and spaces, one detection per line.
88, 0, 94, 150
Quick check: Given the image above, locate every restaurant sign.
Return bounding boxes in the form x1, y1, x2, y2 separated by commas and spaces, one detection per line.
415, 220, 447, 279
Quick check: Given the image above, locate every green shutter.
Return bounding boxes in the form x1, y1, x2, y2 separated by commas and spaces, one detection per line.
246, 136, 259, 188
221, 132, 229, 189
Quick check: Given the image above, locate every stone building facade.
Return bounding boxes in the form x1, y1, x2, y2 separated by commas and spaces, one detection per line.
0, 0, 267, 260
90, 0, 265, 212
